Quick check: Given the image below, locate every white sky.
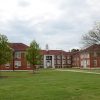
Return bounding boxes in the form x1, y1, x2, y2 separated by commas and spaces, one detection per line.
0, 0, 100, 51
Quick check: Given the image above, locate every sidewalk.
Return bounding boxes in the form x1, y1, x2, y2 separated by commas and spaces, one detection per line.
56, 69, 100, 75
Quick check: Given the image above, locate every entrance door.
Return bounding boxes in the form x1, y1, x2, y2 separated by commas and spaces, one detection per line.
46, 60, 52, 68
83, 60, 87, 68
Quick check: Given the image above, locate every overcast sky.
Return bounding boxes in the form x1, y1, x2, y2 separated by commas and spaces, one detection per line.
0, 0, 100, 51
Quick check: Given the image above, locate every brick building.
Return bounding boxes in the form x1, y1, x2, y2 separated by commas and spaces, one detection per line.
40, 50, 72, 68
79, 44, 100, 68
72, 51, 80, 68
0, 43, 100, 71
0, 43, 32, 71
0, 43, 72, 71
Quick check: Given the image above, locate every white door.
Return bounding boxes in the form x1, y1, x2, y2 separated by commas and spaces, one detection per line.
83, 60, 87, 68
46, 60, 52, 68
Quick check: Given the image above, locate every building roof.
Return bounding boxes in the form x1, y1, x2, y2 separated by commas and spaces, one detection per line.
40, 50, 71, 55
9, 43, 28, 51
80, 44, 100, 52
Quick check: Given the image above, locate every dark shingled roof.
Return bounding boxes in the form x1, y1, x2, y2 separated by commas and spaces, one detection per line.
9, 43, 28, 51
40, 50, 71, 55
80, 44, 100, 52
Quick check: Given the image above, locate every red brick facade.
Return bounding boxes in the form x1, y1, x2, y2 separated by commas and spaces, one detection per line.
78, 44, 100, 68
0, 43, 100, 70
0, 43, 72, 70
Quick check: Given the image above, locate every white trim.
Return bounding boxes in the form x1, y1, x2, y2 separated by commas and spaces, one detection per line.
44, 55, 55, 68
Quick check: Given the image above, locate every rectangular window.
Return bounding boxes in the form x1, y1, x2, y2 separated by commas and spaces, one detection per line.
94, 52, 97, 57
62, 56, 66, 59
87, 60, 90, 66
54, 60, 56, 64
15, 52, 21, 59
27, 62, 30, 68
5, 63, 10, 68
57, 55, 61, 59
67, 56, 70, 59
93, 60, 97, 66
14, 61, 21, 68
57, 60, 61, 64
63, 60, 66, 64
46, 56, 52, 60
67, 60, 71, 64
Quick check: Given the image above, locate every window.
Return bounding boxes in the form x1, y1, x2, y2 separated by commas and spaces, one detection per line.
27, 62, 30, 68
67, 60, 71, 64
54, 60, 57, 64
67, 56, 70, 59
93, 60, 97, 66
87, 60, 90, 66
57, 60, 61, 64
57, 55, 61, 59
54, 56, 57, 59
94, 52, 97, 57
14, 61, 21, 68
62, 56, 66, 59
5, 63, 10, 68
15, 52, 21, 59
46, 56, 52, 60
63, 60, 66, 64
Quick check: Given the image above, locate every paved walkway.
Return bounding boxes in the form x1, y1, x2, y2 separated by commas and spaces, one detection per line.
56, 69, 100, 75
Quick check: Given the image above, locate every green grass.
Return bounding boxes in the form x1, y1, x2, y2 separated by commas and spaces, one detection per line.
0, 69, 100, 100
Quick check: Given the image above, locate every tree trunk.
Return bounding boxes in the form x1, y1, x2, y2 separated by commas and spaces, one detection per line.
32, 64, 36, 74
0, 66, 2, 78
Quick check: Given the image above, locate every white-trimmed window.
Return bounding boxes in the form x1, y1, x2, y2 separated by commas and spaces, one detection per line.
87, 60, 90, 66
67, 56, 70, 59
57, 55, 61, 59
67, 60, 71, 64
27, 62, 30, 68
57, 60, 61, 64
14, 61, 21, 68
5, 63, 10, 68
93, 60, 97, 66
15, 52, 21, 59
54, 60, 57, 64
62, 56, 66, 59
63, 60, 66, 64
94, 52, 97, 57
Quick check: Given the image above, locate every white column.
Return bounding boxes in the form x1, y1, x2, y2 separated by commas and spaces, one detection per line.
52, 55, 55, 68
44, 55, 47, 68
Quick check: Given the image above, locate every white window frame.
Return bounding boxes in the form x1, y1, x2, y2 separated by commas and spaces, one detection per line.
57, 55, 61, 59
57, 60, 61, 64
14, 61, 21, 68
5, 63, 10, 68
93, 60, 97, 66
27, 62, 30, 68
15, 52, 21, 59
67, 60, 71, 64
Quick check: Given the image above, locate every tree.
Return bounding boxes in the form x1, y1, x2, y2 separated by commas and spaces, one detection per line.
82, 22, 100, 47
0, 34, 12, 71
26, 40, 41, 73
71, 49, 79, 52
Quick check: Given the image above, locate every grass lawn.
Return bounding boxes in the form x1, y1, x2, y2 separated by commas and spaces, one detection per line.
0, 69, 100, 100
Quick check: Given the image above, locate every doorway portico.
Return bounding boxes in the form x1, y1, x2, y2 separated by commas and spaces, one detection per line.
44, 55, 55, 68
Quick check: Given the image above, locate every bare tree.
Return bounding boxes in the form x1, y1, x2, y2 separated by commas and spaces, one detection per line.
82, 22, 100, 47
